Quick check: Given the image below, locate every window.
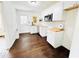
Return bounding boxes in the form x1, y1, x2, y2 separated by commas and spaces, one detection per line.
20, 16, 28, 24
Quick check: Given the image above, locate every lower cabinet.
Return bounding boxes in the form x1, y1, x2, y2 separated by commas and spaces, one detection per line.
30, 26, 38, 34
39, 26, 48, 37
47, 30, 64, 48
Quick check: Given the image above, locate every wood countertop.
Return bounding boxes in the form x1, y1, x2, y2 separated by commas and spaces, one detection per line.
49, 27, 64, 32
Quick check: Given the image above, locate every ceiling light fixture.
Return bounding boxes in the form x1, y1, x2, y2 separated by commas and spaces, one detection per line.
28, 1, 40, 7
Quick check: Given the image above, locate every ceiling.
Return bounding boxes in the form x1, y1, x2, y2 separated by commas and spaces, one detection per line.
12, 1, 58, 12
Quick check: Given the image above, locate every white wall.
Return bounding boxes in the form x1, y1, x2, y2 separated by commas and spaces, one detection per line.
62, 3, 78, 50
69, 8, 79, 58
2, 2, 17, 49
16, 10, 40, 33
40, 2, 64, 21
0, 2, 4, 33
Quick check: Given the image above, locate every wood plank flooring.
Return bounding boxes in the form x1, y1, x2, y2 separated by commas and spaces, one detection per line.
0, 33, 69, 58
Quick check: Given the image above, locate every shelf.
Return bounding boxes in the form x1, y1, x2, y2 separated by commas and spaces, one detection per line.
64, 4, 79, 11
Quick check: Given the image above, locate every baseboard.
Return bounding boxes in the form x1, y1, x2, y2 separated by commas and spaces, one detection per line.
9, 39, 18, 50
60, 46, 70, 51
19, 32, 30, 35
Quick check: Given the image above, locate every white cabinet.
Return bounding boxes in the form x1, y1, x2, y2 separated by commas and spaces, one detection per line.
30, 26, 38, 34
39, 26, 47, 37
19, 25, 38, 34
19, 25, 31, 33
47, 30, 64, 48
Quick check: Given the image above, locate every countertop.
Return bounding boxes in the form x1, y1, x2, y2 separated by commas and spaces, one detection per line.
49, 27, 64, 32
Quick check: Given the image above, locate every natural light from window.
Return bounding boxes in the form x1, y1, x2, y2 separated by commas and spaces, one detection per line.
20, 16, 28, 24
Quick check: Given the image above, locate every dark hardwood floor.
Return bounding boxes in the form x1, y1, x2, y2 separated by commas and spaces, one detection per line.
0, 33, 69, 58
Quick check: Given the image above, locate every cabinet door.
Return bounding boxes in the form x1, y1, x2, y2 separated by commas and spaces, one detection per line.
30, 26, 38, 34
47, 31, 56, 47
55, 32, 64, 47
39, 26, 47, 37
47, 30, 64, 48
